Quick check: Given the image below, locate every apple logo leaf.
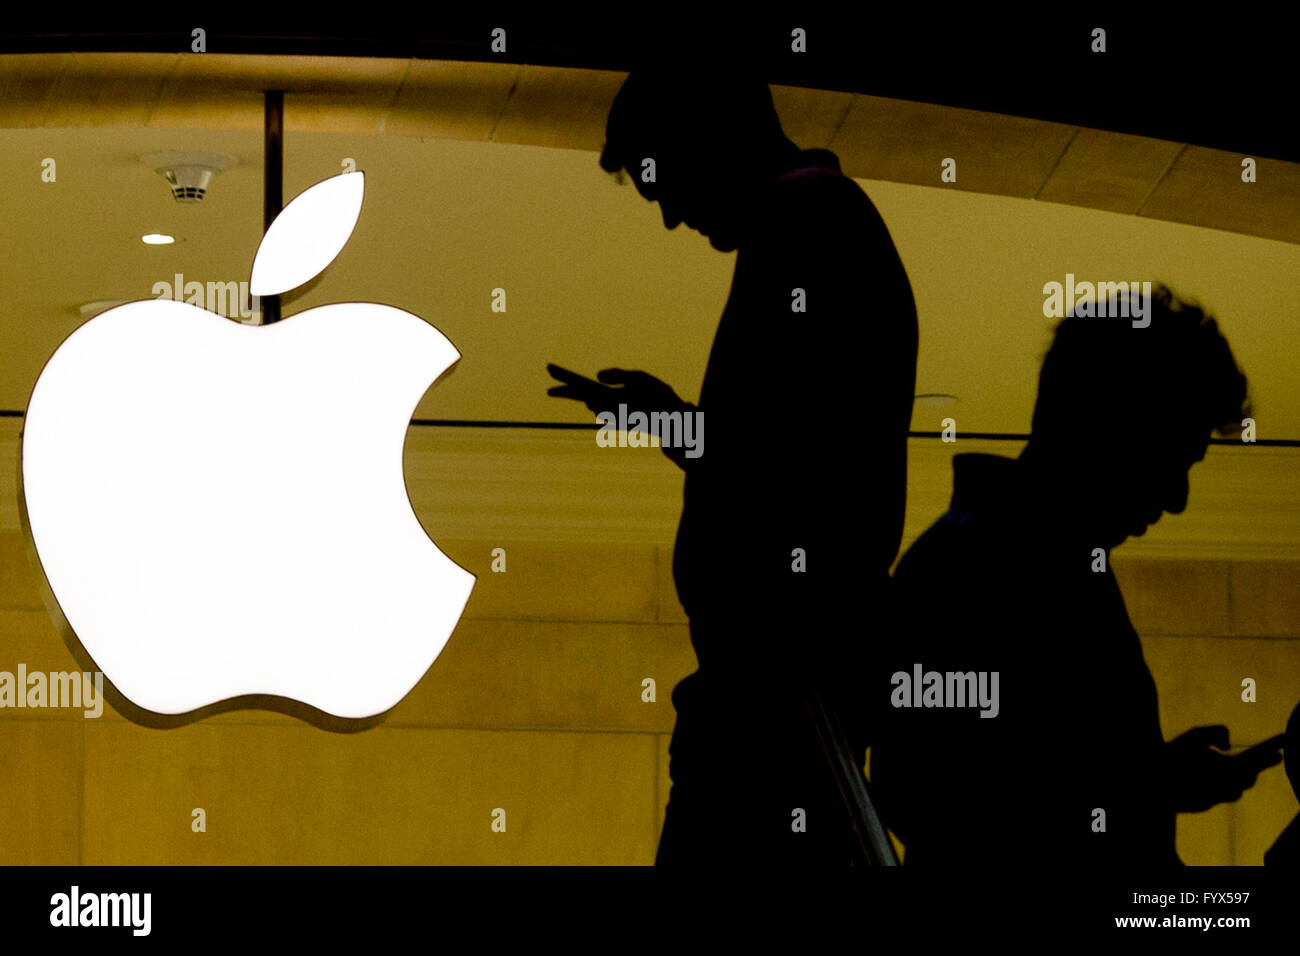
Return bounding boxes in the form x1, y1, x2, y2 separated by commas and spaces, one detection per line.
250, 170, 365, 297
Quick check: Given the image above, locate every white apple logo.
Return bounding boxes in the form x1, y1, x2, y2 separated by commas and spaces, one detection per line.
19, 171, 475, 725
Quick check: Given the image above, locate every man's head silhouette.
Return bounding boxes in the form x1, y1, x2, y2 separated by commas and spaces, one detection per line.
1021, 284, 1249, 549
599, 63, 801, 251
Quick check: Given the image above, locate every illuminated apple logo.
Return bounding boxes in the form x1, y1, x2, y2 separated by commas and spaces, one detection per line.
19, 171, 474, 726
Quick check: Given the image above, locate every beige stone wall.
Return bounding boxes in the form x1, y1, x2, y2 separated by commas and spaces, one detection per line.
1116, 557, 1300, 865
0, 533, 692, 864
1, 533, 1296, 865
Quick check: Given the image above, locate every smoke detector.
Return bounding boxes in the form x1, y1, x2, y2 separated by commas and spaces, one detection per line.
142, 150, 238, 203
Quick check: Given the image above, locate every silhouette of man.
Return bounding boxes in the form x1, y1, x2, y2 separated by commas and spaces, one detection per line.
870, 285, 1281, 865
548, 61, 917, 865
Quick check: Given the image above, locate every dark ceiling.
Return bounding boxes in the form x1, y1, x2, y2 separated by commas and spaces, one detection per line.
2, 14, 1296, 162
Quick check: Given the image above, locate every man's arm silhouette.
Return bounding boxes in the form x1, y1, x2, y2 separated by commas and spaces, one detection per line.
1164, 727, 1283, 812
546, 364, 696, 469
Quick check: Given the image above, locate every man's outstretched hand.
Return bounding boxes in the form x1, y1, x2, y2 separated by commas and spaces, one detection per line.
547, 364, 689, 417
1165, 725, 1283, 813
547, 364, 695, 469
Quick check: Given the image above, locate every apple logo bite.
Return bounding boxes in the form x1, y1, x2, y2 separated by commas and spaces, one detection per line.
18, 171, 475, 728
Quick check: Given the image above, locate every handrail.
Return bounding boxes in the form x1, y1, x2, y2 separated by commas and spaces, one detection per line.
805, 686, 899, 866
